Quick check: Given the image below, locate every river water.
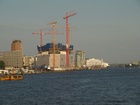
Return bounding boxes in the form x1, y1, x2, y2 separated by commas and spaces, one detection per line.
0, 68, 140, 105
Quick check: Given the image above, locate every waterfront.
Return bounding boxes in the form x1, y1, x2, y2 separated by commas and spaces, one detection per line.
0, 68, 140, 105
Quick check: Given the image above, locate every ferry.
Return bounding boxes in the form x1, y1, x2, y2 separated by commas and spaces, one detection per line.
0, 74, 23, 81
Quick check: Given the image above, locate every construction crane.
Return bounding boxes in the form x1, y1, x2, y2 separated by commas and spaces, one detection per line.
63, 11, 77, 68
47, 21, 63, 69
48, 21, 57, 69
32, 29, 50, 53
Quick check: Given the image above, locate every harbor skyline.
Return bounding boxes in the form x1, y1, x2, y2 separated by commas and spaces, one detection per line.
0, 0, 140, 64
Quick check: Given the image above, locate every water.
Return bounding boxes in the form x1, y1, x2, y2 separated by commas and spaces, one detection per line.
0, 68, 140, 105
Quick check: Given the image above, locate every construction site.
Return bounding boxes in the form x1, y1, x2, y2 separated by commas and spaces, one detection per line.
0, 11, 109, 72
33, 12, 77, 71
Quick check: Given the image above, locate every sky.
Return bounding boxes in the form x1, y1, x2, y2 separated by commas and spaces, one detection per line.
0, 0, 140, 64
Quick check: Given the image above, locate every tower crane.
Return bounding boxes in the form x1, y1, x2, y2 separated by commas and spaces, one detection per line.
63, 11, 77, 68
47, 21, 63, 69
32, 29, 50, 53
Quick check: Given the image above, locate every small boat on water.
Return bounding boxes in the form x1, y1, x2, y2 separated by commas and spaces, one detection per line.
0, 74, 23, 81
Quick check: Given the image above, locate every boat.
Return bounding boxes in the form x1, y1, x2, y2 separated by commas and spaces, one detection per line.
0, 74, 23, 81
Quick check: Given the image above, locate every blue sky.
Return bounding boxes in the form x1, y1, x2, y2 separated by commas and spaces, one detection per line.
0, 0, 140, 64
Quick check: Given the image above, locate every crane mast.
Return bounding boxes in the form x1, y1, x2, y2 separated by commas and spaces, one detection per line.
47, 21, 63, 69
32, 29, 50, 53
49, 21, 57, 69
63, 11, 77, 68
32, 29, 43, 47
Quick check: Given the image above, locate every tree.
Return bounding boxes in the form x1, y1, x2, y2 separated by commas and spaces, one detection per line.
0, 60, 5, 69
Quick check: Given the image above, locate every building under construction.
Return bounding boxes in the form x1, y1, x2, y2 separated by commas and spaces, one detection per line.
33, 12, 76, 71
34, 43, 74, 71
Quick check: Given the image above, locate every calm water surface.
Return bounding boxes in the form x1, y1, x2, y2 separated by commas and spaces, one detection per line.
0, 68, 140, 105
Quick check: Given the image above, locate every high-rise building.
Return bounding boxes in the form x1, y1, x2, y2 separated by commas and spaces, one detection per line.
3, 50, 23, 68
2, 40, 23, 68
75, 50, 86, 68
11, 40, 22, 51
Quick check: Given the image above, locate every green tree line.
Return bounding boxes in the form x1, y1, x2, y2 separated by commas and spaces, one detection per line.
0, 60, 5, 69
